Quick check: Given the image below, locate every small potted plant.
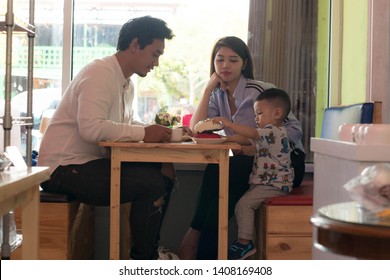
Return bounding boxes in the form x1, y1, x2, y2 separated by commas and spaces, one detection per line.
155, 106, 181, 128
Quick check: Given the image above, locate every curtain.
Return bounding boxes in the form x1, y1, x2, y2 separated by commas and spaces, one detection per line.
248, 0, 318, 161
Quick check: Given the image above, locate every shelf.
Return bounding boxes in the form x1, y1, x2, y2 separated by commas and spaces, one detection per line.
310, 137, 390, 161
1, 0, 36, 260
0, 14, 35, 36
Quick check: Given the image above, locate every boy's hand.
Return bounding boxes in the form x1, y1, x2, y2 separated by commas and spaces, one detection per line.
238, 145, 256, 156
212, 117, 230, 128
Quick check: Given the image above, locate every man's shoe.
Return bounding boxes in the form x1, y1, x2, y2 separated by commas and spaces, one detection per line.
129, 246, 179, 260
157, 246, 180, 260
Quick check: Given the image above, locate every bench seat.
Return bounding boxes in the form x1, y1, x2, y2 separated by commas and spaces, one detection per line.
255, 173, 313, 259
40, 191, 75, 203
12, 191, 94, 260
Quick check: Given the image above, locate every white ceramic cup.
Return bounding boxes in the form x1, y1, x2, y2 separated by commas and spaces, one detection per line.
363, 124, 390, 145
351, 124, 371, 144
357, 124, 371, 144
338, 123, 356, 142
171, 127, 183, 142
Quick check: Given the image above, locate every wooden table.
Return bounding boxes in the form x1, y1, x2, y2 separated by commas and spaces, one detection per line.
99, 141, 240, 260
311, 201, 390, 259
0, 167, 50, 259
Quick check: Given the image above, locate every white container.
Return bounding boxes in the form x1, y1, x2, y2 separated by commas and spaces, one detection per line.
352, 124, 371, 144
338, 123, 356, 142
363, 124, 390, 145
311, 137, 390, 260
171, 127, 183, 142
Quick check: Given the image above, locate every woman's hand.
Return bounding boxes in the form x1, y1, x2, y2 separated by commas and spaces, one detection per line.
205, 72, 231, 94
209, 72, 232, 93
205, 73, 222, 94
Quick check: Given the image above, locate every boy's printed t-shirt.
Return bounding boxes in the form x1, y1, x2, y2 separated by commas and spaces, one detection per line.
249, 124, 294, 191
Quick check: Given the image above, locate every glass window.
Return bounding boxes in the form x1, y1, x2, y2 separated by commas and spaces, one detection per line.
72, 0, 250, 124
1, 0, 64, 154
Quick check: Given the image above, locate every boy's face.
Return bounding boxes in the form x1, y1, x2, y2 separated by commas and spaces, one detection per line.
253, 99, 277, 128
134, 38, 165, 77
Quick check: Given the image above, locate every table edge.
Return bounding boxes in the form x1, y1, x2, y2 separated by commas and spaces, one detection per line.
99, 141, 241, 150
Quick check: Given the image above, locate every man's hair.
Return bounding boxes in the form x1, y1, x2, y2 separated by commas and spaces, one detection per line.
256, 88, 291, 120
117, 16, 174, 51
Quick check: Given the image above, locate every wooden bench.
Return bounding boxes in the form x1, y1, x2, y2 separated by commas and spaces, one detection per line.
255, 173, 313, 259
12, 191, 94, 260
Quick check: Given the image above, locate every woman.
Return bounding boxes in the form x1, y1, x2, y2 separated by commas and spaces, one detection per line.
178, 36, 305, 259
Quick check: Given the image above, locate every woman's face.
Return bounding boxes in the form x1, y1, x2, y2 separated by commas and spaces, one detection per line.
213, 47, 244, 84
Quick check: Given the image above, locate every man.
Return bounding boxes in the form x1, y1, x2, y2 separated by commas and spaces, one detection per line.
39, 16, 178, 260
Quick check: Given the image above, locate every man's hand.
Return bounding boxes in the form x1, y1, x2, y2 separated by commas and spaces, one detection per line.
181, 126, 194, 137
144, 125, 172, 143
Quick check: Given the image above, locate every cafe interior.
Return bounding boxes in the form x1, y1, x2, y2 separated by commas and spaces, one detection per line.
1, 0, 390, 260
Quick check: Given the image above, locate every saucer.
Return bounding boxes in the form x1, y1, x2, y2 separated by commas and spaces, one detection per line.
192, 137, 227, 144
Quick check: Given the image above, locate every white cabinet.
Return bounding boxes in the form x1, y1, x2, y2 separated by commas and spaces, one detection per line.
311, 137, 390, 259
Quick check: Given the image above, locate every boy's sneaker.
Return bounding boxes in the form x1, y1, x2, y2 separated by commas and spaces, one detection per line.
228, 240, 256, 260
157, 246, 180, 260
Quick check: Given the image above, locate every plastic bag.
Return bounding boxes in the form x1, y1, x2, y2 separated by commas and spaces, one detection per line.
343, 163, 390, 213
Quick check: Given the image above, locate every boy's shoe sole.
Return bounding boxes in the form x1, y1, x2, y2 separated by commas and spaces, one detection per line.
237, 248, 257, 260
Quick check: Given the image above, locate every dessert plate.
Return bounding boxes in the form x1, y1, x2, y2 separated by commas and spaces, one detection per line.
192, 137, 227, 144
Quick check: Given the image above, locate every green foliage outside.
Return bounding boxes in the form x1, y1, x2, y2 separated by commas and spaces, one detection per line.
1, 1, 249, 123
136, 1, 249, 111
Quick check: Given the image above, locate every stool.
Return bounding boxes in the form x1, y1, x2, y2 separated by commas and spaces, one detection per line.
255, 174, 313, 259
12, 191, 94, 259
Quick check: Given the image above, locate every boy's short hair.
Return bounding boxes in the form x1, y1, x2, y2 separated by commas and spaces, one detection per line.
117, 16, 174, 51
255, 88, 291, 120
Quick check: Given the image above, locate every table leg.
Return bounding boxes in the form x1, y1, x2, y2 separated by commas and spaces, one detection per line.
110, 148, 121, 260
218, 150, 229, 260
22, 185, 40, 259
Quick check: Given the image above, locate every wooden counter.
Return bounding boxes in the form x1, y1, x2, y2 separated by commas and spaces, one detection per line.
0, 167, 50, 259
